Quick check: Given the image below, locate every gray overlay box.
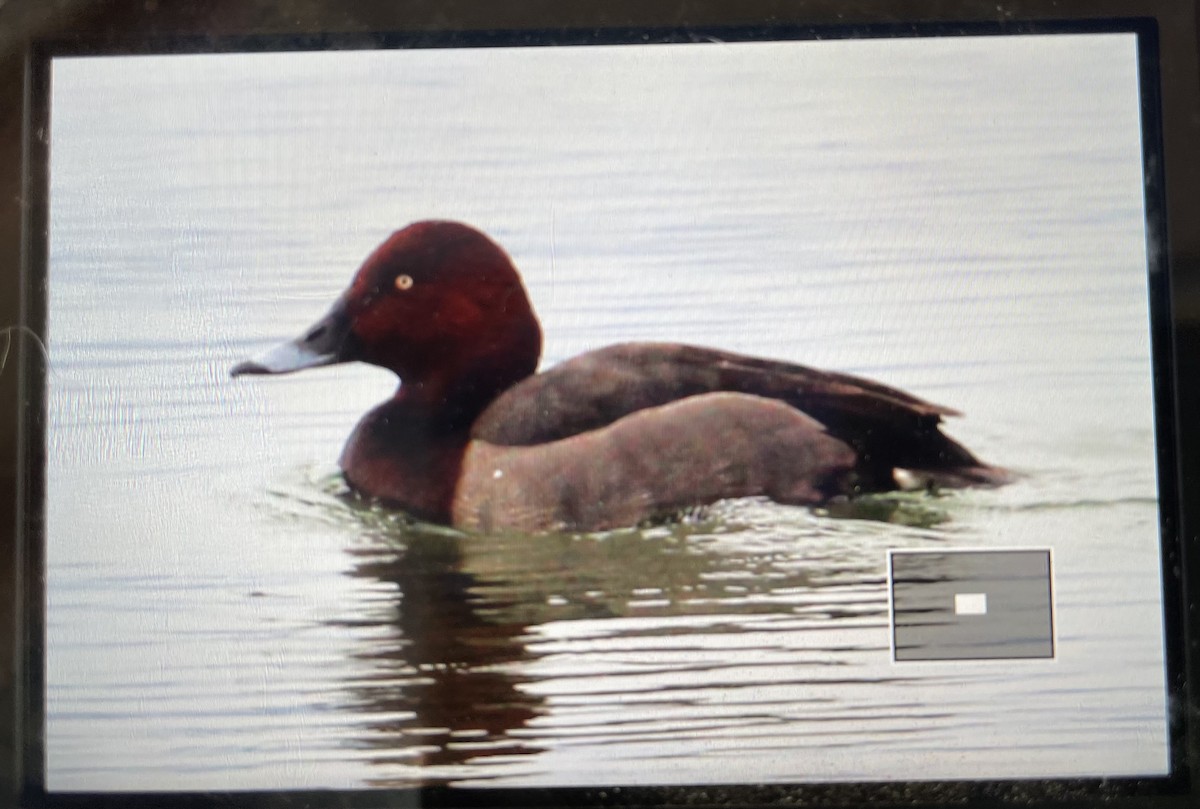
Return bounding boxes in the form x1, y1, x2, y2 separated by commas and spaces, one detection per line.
890, 549, 1054, 661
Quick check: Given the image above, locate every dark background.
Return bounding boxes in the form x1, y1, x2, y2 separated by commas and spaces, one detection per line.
1, 1, 1197, 805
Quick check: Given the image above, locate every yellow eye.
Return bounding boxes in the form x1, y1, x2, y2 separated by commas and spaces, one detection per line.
394, 274, 414, 291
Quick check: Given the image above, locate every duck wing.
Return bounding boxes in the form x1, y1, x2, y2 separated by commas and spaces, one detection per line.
456, 392, 857, 533
471, 342, 1006, 488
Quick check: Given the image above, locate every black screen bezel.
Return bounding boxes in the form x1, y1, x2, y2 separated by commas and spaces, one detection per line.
14, 14, 1194, 809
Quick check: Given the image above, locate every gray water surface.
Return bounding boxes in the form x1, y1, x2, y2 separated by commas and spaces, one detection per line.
44, 33, 1169, 791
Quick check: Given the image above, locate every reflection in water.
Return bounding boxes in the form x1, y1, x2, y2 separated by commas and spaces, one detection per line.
336, 528, 545, 784
326, 490, 956, 785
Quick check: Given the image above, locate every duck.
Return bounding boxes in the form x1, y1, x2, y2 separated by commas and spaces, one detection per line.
232, 220, 1008, 533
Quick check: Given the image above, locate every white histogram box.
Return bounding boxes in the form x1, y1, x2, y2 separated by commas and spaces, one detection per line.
890, 549, 1054, 661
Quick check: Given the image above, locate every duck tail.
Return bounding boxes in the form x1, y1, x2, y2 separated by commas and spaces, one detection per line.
893, 463, 1015, 492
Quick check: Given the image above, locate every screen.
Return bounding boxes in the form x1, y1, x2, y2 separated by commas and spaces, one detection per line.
40, 28, 1173, 793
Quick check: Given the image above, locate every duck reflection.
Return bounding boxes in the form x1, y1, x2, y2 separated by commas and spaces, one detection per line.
327, 494, 922, 785
335, 526, 545, 780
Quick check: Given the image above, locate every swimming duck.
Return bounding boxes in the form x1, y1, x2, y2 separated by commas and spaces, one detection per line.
232, 221, 1007, 532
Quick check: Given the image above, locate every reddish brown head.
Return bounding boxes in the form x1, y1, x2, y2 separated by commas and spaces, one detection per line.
233, 221, 543, 417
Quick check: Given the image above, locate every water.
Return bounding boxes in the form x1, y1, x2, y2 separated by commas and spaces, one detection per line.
41, 32, 1170, 791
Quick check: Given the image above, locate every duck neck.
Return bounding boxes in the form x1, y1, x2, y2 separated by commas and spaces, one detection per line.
403, 335, 541, 432
399, 368, 521, 433
339, 393, 470, 523
340, 328, 541, 521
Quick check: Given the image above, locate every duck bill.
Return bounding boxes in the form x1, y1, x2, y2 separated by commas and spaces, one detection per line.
231, 301, 357, 377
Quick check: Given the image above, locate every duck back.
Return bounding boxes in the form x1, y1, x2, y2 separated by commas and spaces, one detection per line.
472, 342, 1005, 490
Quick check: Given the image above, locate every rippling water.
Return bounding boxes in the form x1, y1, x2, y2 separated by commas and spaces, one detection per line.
42, 32, 1169, 791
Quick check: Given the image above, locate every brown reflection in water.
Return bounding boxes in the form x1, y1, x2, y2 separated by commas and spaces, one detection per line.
326, 495, 917, 785
334, 528, 545, 782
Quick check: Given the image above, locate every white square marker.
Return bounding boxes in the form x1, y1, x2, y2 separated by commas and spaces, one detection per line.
954, 592, 988, 616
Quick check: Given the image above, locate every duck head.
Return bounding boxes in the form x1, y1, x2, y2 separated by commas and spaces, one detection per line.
232, 221, 544, 411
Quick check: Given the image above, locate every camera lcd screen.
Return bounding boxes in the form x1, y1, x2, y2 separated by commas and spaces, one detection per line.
37, 25, 1174, 795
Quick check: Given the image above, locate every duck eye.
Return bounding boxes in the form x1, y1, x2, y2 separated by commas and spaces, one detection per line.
394, 274, 414, 291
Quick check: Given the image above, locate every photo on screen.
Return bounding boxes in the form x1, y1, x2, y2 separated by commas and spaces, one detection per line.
41, 29, 1169, 792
